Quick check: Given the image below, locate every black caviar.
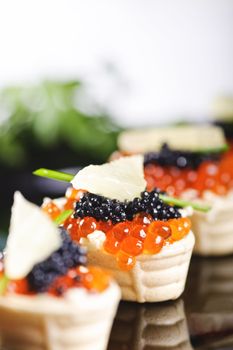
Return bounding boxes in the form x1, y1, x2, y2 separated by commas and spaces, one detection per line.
144, 143, 221, 169
74, 189, 181, 224
27, 229, 87, 293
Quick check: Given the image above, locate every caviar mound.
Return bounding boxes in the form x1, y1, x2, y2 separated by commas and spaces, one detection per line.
145, 148, 233, 197
143, 142, 233, 257
6, 228, 113, 296
59, 188, 192, 273
65, 213, 191, 271
144, 143, 221, 169
44, 188, 192, 276
27, 229, 87, 293
74, 189, 181, 224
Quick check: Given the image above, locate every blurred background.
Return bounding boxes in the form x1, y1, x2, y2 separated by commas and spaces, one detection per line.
0, 0, 233, 236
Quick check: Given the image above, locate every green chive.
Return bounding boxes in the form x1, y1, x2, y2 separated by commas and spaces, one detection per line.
0, 275, 9, 295
54, 210, 73, 225
33, 168, 212, 212
33, 168, 74, 182
159, 194, 211, 212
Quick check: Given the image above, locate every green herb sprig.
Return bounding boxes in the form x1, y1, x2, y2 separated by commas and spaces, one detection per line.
0, 275, 9, 295
54, 210, 73, 225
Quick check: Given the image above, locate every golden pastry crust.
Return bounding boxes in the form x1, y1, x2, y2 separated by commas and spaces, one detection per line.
87, 231, 195, 303
0, 283, 120, 350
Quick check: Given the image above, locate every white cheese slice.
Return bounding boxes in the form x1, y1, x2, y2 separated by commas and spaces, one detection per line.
71, 155, 146, 201
118, 125, 226, 153
5, 192, 62, 279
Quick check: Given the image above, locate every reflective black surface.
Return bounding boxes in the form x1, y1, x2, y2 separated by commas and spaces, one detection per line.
108, 256, 233, 350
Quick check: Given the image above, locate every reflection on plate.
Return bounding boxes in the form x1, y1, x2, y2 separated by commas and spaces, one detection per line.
186, 257, 233, 348
108, 299, 193, 350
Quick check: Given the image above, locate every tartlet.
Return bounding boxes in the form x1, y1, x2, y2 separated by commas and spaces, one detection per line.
190, 190, 233, 255
86, 232, 194, 302
0, 192, 120, 350
38, 156, 195, 303
116, 125, 233, 256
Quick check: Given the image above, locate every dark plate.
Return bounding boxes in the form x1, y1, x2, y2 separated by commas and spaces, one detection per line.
108, 255, 233, 350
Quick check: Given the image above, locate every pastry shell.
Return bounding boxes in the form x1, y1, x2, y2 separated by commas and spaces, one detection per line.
87, 231, 195, 303
0, 283, 120, 350
191, 194, 233, 256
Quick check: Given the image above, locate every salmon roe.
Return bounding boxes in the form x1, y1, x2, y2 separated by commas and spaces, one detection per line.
41, 189, 192, 273
64, 212, 191, 271
145, 150, 233, 197
5, 266, 111, 297
103, 231, 121, 255
42, 201, 61, 220
7, 279, 32, 295
116, 251, 136, 271
48, 266, 110, 296
63, 216, 80, 242
63, 187, 86, 210
64, 216, 99, 240
79, 217, 98, 237
143, 233, 164, 254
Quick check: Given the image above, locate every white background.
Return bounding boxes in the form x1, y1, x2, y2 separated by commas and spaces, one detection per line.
0, 0, 232, 126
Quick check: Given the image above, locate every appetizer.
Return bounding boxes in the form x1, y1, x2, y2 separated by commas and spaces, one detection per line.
116, 125, 233, 256
0, 192, 120, 350
34, 156, 197, 303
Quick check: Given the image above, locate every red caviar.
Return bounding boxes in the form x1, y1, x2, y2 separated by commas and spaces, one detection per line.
65, 214, 191, 271
116, 251, 136, 271
65, 187, 86, 201
64, 188, 86, 211
144, 232, 164, 254
133, 213, 153, 226
42, 201, 61, 220
145, 151, 233, 197
48, 266, 110, 296
130, 225, 147, 241
169, 217, 191, 240
64, 198, 76, 210
6, 266, 111, 297
42, 190, 192, 272
7, 279, 31, 295
111, 222, 130, 241
103, 231, 120, 255
82, 266, 111, 292
63, 216, 80, 242
79, 217, 98, 237
98, 220, 113, 233
147, 221, 171, 239
120, 236, 143, 256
